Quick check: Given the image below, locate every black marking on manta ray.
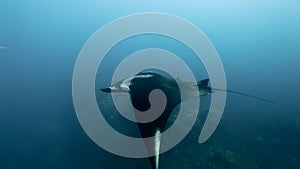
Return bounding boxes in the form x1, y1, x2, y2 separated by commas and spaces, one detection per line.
100, 71, 274, 169
101, 71, 200, 169
100, 71, 274, 105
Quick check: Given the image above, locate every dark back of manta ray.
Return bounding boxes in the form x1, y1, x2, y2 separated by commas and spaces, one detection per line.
129, 73, 181, 138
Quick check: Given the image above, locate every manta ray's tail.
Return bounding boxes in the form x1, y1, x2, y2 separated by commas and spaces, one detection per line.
197, 79, 274, 104
212, 88, 275, 104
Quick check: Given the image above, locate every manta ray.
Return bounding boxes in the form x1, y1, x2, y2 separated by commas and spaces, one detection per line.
101, 71, 273, 169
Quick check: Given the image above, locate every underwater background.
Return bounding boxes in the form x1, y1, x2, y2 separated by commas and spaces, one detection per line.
1, 1, 299, 169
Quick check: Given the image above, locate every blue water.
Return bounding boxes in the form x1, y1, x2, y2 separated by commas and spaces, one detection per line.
1, 1, 300, 169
